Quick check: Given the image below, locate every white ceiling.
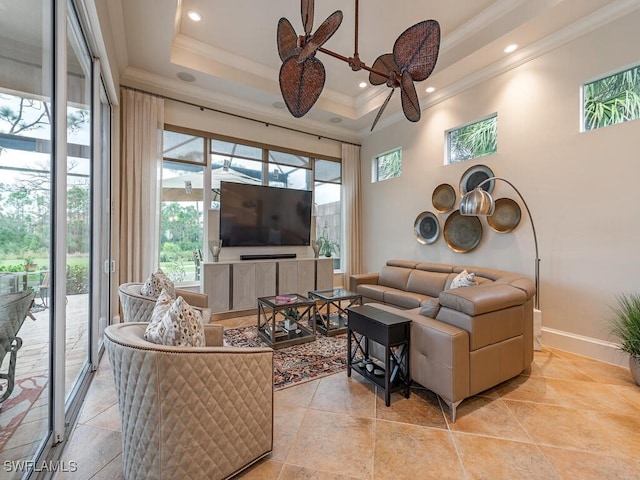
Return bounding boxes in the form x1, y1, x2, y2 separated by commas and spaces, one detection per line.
106, 0, 631, 140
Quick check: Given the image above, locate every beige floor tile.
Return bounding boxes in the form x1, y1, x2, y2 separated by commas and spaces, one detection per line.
235, 459, 284, 479
527, 355, 595, 382
453, 432, 560, 480
607, 383, 640, 409
449, 396, 532, 442
275, 379, 319, 409
90, 454, 125, 480
280, 464, 361, 480
539, 445, 640, 480
374, 420, 463, 480
309, 373, 376, 419
272, 405, 307, 462
54, 424, 122, 480
569, 357, 637, 386
85, 403, 121, 432
494, 374, 568, 406
547, 377, 638, 415
375, 387, 447, 429
580, 409, 640, 459
504, 400, 621, 455
287, 409, 375, 479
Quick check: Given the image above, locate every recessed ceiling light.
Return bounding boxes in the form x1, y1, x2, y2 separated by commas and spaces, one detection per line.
177, 71, 196, 82
187, 10, 202, 22
425, 87, 435, 93
272, 101, 286, 109
504, 44, 518, 53
358, 81, 367, 88
329, 117, 342, 124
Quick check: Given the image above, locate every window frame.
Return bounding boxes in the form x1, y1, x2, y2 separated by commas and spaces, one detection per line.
446, 113, 497, 165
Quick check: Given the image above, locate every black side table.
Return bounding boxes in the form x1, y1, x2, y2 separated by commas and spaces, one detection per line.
347, 304, 411, 406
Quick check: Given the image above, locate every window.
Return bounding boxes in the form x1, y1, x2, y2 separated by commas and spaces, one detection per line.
211, 139, 263, 208
314, 159, 341, 270
583, 65, 640, 131
268, 150, 311, 190
373, 148, 402, 182
447, 114, 497, 164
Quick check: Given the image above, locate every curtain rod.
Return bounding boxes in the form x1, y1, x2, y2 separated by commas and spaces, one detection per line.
120, 85, 361, 147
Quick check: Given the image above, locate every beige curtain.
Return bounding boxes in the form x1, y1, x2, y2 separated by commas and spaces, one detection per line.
341, 143, 362, 280
119, 88, 164, 284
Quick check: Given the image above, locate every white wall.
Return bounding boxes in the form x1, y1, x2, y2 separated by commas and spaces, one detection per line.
360, 11, 640, 364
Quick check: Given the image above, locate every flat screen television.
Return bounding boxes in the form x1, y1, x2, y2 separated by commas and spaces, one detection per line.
219, 182, 313, 247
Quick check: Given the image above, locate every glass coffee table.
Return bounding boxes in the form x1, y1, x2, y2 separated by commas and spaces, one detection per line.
308, 288, 362, 336
257, 294, 316, 349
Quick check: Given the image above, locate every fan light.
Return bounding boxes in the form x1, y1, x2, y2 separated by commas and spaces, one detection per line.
277, 0, 441, 132
187, 11, 202, 22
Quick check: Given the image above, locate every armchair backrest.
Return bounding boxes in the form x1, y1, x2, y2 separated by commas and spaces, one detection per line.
118, 283, 210, 323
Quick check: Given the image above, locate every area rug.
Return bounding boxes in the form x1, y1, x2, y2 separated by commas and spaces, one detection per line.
0, 375, 48, 450
224, 326, 348, 390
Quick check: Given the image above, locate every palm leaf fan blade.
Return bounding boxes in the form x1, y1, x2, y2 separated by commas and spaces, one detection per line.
369, 54, 399, 86
277, 17, 300, 62
400, 71, 420, 122
301, 0, 314, 36
393, 20, 440, 81
370, 89, 395, 131
298, 10, 343, 62
279, 56, 325, 117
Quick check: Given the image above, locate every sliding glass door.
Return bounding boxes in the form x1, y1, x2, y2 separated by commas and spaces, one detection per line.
0, 1, 112, 477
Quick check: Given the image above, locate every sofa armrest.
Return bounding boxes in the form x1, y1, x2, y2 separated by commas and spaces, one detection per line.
204, 324, 224, 346
439, 284, 528, 316
176, 288, 208, 309
349, 273, 379, 292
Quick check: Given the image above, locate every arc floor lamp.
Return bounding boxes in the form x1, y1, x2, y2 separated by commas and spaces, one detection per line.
459, 177, 540, 310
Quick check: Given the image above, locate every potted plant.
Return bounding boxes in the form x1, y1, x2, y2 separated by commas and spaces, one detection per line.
610, 293, 640, 386
23, 254, 37, 272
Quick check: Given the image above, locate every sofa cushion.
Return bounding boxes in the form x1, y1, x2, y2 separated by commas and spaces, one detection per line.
357, 284, 387, 302
419, 299, 441, 318
439, 284, 528, 316
144, 289, 174, 343
145, 292, 205, 347
383, 289, 430, 309
378, 266, 412, 290
406, 269, 449, 297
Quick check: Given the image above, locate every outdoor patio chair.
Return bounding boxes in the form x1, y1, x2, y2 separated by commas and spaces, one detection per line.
0, 290, 35, 407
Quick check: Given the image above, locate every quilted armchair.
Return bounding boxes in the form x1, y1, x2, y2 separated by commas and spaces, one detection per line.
118, 282, 210, 323
104, 322, 273, 480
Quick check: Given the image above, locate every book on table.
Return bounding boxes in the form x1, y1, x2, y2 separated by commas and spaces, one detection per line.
275, 294, 298, 303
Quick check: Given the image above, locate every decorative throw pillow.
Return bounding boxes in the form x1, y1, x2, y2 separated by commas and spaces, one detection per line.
144, 294, 205, 347
451, 269, 477, 289
140, 268, 176, 299
144, 289, 174, 344
166, 296, 206, 347
419, 299, 440, 318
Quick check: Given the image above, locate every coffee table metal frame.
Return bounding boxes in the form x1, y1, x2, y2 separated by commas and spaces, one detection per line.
257, 294, 316, 350
347, 304, 411, 406
308, 288, 362, 336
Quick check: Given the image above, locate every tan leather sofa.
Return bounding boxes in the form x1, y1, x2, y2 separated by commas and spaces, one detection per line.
350, 260, 535, 421
105, 322, 273, 480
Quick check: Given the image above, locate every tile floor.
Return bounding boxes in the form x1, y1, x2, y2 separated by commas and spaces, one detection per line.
53, 315, 640, 480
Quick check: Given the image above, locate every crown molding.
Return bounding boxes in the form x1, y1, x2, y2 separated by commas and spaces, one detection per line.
104, 0, 128, 73
121, 67, 359, 142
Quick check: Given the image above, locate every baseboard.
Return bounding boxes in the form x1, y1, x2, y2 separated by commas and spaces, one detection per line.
541, 326, 628, 366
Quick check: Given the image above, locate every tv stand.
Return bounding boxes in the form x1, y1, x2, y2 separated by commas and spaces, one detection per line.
240, 253, 297, 261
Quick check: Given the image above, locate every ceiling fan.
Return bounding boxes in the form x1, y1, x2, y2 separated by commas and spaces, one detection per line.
277, 0, 440, 131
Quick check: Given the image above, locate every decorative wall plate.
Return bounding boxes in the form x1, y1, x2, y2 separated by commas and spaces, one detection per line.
487, 198, 521, 233
432, 183, 456, 213
459, 164, 495, 195
443, 210, 482, 253
414, 211, 440, 244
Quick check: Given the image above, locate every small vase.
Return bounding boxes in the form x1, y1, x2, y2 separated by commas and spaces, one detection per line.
630, 356, 640, 386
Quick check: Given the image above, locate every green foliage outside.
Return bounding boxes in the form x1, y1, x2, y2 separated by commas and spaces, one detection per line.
375, 148, 402, 181
160, 202, 203, 283
449, 115, 497, 164
584, 66, 640, 131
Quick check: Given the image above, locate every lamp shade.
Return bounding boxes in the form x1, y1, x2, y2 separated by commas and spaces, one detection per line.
460, 188, 495, 216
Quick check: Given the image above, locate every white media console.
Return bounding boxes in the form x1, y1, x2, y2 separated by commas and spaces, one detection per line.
201, 257, 333, 313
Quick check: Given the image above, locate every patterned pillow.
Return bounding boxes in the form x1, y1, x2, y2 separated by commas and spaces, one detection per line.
451, 269, 477, 289
167, 296, 205, 347
140, 268, 176, 299
144, 289, 174, 343
144, 294, 205, 347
